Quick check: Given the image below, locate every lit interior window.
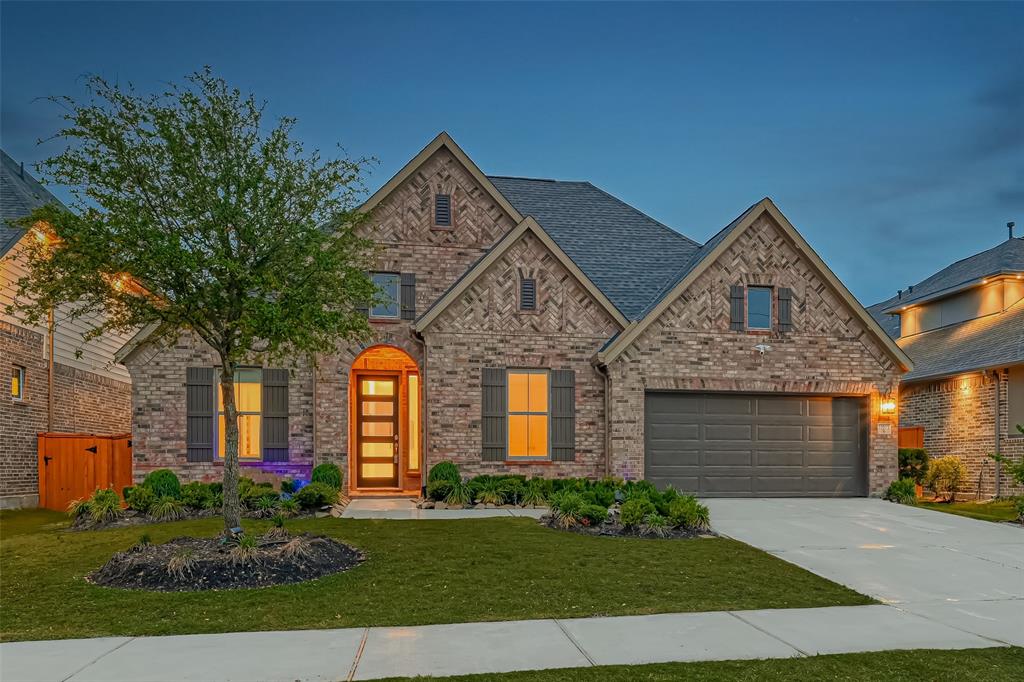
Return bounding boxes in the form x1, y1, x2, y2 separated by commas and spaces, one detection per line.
508, 371, 548, 457
408, 374, 420, 471
217, 368, 262, 459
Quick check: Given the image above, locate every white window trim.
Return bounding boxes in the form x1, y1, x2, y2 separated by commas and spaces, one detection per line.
747, 286, 773, 330
370, 272, 401, 320
214, 367, 263, 461
12, 365, 25, 401
506, 368, 551, 460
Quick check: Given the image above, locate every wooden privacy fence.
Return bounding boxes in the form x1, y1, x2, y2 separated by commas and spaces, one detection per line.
37, 433, 133, 512
898, 426, 925, 449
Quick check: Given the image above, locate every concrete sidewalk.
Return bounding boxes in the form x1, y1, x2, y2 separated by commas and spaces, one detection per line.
0, 603, 1007, 682
341, 497, 548, 520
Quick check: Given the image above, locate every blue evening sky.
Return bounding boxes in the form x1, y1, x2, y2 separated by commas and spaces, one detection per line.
2, 1, 1021, 305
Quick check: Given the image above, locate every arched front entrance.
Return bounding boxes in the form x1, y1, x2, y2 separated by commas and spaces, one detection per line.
348, 345, 421, 495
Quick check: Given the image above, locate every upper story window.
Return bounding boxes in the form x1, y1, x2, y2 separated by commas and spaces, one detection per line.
217, 368, 262, 459
508, 370, 548, 458
371, 272, 401, 319
747, 287, 773, 330
433, 194, 452, 228
11, 365, 25, 400
519, 278, 537, 311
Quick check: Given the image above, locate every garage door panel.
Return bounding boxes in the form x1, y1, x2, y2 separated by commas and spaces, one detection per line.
644, 392, 866, 498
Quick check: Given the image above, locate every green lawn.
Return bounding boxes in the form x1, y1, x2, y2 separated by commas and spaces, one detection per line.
0, 508, 870, 642
919, 499, 1020, 523
378, 648, 1023, 682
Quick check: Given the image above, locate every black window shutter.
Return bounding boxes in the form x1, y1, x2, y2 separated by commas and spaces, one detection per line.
729, 285, 745, 331
550, 369, 576, 461
400, 273, 416, 321
778, 287, 793, 331
262, 368, 289, 462
520, 278, 537, 311
356, 271, 370, 316
434, 194, 452, 226
481, 368, 507, 461
186, 367, 215, 462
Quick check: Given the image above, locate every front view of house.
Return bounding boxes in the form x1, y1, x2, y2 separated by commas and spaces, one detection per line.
116, 133, 911, 497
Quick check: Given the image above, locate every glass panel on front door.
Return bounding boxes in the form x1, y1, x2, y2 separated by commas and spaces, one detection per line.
356, 375, 399, 487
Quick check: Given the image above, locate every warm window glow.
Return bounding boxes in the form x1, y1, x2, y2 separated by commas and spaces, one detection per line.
361, 379, 394, 396
408, 374, 420, 471
217, 368, 262, 459
508, 371, 549, 457
361, 462, 395, 478
11, 366, 25, 400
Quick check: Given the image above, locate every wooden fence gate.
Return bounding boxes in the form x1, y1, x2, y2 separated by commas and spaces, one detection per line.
37, 433, 133, 511
898, 426, 925, 449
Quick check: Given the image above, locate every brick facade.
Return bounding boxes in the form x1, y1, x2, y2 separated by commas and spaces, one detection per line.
1, 320, 131, 507
900, 369, 1024, 499
606, 213, 902, 495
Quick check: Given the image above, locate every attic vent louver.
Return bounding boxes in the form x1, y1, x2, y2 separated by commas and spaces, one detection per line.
520, 278, 537, 311
434, 194, 451, 227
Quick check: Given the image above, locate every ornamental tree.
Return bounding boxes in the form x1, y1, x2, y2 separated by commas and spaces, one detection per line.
11, 69, 377, 529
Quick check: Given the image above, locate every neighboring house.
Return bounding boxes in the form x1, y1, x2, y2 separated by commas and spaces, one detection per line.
0, 150, 133, 509
869, 232, 1024, 499
117, 133, 910, 498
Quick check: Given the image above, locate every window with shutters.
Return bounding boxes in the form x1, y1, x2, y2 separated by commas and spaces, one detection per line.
370, 272, 401, 319
507, 370, 549, 458
747, 286, 773, 330
216, 368, 262, 459
433, 193, 452, 228
519, 278, 537, 311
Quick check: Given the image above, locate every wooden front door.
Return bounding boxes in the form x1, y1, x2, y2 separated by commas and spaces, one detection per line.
355, 374, 400, 488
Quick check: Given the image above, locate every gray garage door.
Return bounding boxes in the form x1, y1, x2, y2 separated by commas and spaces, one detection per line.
644, 393, 867, 497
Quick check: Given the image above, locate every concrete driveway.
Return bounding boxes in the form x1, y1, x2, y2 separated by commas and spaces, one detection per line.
705, 498, 1024, 645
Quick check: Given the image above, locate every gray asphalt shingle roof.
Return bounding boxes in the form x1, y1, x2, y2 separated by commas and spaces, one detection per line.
881, 237, 1024, 311
488, 176, 701, 320
899, 299, 1024, 382
1, 149, 64, 256
866, 296, 901, 339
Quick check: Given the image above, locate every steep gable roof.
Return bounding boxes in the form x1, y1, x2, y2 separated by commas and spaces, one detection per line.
866, 296, 901, 339
414, 216, 628, 331
880, 237, 1024, 312
597, 198, 913, 371
1, 149, 64, 256
898, 298, 1024, 382
488, 177, 700, 320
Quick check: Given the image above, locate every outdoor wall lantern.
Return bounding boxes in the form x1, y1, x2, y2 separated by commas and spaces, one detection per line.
880, 398, 897, 416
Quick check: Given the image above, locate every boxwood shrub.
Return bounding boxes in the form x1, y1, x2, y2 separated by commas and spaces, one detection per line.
294, 481, 338, 510
311, 463, 343, 490
427, 460, 460, 484
141, 469, 181, 498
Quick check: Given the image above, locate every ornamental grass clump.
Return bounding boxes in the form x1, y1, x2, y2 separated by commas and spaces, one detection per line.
884, 478, 918, 506
67, 488, 124, 524
667, 495, 711, 531
521, 480, 548, 507
149, 496, 186, 522
444, 480, 473, 507
550, 491, 586, 529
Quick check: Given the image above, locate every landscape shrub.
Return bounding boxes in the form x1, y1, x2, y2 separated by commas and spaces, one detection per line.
280, 478, 296, 494
884, 478, 918, 506
667, 495, 711, 530
582, 485, 615, 508
180, 481, 216, 509
619, 497, 656, 527
898, 448, 930, 484
444, 480, 473, 507
1015, 497, 1024, 524
426, 479, 454, 502
641, 512, 671, 537
498, 478, 526, 505
471, 477, 503, 505
141, 469, 181, 499
925, 456, 967, 502
427, 460, 461, 485
209, 481, 223, 495
311, 463, 343, 490
242, 485, 279, 510
126, 485, 157, 513
521, 479, 548, 506
279, 498, 300, 516
550, 491, 585, 528
149, 496, 185, 521
294, 481, 338, 510
989, 426, 1024, 492
580, 503, 609, 526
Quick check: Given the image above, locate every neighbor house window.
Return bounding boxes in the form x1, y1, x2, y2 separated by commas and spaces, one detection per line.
11, 365, 25, 400
508, 370, 548, 458
520, 278, 537, 311
371, 272, 401, 319
434, 194, 452, 227
747, 286, 773, 330
217, 368, 262, 459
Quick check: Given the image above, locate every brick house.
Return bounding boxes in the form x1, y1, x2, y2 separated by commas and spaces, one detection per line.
116, 133, 910, 498
869, 232, 1024, 499
1, 150, 133, 508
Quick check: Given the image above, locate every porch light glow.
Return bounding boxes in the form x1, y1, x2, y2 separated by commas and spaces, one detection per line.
880, 399, 896, 415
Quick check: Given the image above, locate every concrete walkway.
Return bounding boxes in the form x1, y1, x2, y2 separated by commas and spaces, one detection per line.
341, 497, 547, 520
705, 498, 1024, 646
0, 603, 1006, 682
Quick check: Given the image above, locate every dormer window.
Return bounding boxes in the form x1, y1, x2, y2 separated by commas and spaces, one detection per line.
433, 194, 452, 228
520, 278, 537, 311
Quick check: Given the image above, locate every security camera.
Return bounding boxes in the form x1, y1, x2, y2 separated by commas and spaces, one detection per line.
753, 343, 772, 356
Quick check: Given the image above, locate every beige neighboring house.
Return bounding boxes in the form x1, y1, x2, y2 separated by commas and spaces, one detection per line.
869, 229, 1024, 499
0, 150, 132, 509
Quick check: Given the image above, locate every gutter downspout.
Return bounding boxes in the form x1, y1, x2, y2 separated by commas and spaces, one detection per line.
596, 361, 612, 478
311, 353, 318, 466
47, 307, 54, 431
412, 329, 428, 495
994, 369, 1001, 499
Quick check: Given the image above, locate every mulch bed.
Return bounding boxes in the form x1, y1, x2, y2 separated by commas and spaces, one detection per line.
69, 508, 327, 532
539, 514, 715, 540
88, 531, 364, 591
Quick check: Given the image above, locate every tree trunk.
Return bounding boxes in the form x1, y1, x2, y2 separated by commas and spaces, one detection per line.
219, 363, 242, 530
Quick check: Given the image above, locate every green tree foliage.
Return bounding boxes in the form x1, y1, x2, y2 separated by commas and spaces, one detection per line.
10, 70, 377, 529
